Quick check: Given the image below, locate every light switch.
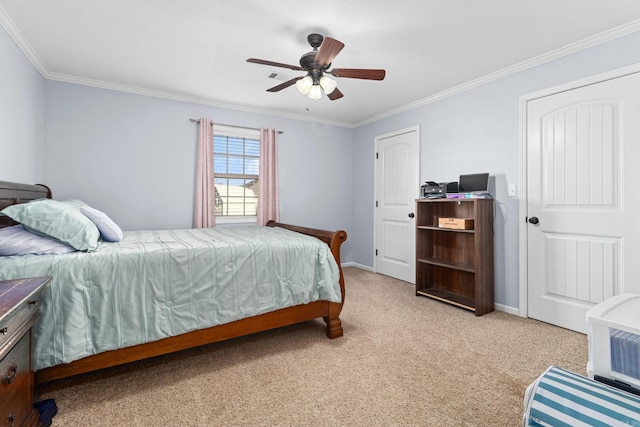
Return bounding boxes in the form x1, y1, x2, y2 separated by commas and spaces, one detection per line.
508, 184, 517, 197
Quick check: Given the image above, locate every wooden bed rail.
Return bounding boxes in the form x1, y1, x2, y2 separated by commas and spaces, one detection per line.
266, 220, 347, 274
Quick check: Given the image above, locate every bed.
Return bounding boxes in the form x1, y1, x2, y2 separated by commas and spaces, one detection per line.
0, 180, 347, 384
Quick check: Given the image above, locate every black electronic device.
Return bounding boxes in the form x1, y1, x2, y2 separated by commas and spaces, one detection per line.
421, 181, 445, 198
440, 181, 458, 194
458, 173, 489, 194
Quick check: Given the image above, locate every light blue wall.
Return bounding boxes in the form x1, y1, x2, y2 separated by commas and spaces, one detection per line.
0, 25, 46, 182
43, 81, 355, 260
5, 17, 640, 310
353, 30, 640, 309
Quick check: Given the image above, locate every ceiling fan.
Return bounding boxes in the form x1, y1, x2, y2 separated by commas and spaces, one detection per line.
247, 33, 386, 101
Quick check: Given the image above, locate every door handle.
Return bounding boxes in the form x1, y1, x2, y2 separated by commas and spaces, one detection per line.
528, 217, 539, 225
408, 212, 415, 218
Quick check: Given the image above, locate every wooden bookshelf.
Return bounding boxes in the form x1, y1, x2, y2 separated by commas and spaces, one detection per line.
415, 198, 494, 315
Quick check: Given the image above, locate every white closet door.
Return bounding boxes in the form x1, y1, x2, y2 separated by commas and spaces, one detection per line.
526, 71, 640, 333
374, 127, 419, 284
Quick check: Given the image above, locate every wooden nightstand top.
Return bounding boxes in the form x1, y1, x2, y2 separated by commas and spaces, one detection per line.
0, 277, 51, 321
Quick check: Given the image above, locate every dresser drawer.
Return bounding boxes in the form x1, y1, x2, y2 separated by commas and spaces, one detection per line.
0, 277, 49, 427
0, 283, 42, 350
0, 333, 32, 427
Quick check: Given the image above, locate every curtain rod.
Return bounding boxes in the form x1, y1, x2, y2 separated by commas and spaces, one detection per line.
189, 118, 283, 134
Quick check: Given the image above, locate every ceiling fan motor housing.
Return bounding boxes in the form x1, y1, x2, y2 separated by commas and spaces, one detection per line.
307, 33, 323, 49
299, 51, 329, 77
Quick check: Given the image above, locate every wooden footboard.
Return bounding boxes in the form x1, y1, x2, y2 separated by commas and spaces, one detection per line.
0, 181, 347, 384
267, 220, 348, 321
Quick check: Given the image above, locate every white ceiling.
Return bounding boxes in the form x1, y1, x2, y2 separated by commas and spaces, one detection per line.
3, 0, 640, 127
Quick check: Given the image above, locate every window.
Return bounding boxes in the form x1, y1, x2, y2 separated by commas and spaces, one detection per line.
213, 126, 260, 219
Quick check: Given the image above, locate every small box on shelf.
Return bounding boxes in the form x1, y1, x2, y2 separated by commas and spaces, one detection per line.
438, 217, 474, 230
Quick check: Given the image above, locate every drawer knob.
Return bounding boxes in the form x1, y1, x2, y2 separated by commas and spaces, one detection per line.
2, 363, 17, 384
28, 298, 39, 307
7, 413, 15, 427
0, 326, 7, 335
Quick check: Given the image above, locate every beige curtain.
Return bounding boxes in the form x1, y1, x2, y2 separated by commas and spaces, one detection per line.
193, 118, 215, 228
257, 128, 279, 226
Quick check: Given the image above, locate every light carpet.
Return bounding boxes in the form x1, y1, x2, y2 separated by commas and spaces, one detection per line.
37, 267, 588, 426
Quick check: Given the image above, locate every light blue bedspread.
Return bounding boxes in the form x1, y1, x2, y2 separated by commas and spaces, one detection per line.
0, 226, 341, 370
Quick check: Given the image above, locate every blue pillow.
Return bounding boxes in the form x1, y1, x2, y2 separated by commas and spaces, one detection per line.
1, 199, 100, 251
80, 206, 124, 242
62, 199, 89, 210
0, 225, 76, 256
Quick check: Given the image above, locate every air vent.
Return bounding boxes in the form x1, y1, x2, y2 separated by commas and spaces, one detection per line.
268, 72, 292, 82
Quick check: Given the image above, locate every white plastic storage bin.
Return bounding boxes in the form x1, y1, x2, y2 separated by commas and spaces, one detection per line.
586, 293, 640, 392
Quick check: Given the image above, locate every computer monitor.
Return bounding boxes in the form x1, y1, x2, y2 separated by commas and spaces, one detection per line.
458, 173, 489, 194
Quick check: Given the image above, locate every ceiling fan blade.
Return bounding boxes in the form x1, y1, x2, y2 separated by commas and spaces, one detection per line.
247, 58, 304, 71
314, 37, 345, 67
327, 88, 344, 101
266, 77, 302, 92
330, 68, 386, 80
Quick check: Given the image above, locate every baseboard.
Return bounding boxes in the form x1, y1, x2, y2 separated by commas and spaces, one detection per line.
341, 261, 373, 272
495, 302, 520, 316
343, 264, 521, 316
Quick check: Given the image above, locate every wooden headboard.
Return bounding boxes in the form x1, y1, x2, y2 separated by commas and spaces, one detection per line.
0, 180, 52, 228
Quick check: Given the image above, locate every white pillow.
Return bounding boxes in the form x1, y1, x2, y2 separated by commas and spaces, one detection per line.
0, 225, 76, 256
80, 206, 124, 242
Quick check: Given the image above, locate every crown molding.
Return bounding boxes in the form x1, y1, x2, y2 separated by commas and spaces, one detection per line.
3, 3, 639, 130
0, 5, 353, 128
45, 72, 354, 128
0, 3, 48, 76
354, 19, 640, 127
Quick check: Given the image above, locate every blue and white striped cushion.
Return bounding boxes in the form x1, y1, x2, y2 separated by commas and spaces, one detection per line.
524, 366, 640, 427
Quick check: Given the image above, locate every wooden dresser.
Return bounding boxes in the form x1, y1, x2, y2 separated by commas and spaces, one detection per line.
0, 277, 50, 427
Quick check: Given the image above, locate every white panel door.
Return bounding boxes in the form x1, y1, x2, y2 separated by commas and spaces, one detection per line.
374, 127, 420, 283
526, 71, 640, 333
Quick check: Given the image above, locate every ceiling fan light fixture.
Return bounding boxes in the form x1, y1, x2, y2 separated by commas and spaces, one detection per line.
296, 75, 313, 95
307, 84, 323, 100
319, 76, 337, 95
248, 33, 385, 102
